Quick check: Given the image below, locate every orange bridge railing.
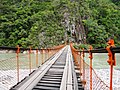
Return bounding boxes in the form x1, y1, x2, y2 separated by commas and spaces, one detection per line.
0, 44, 65, 89
70, 40, 120, 90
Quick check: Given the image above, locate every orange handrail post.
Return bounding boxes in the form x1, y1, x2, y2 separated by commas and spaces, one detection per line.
41, 49, 43, 64
45, 49, 47, 60
106, 39, 116, 90
48, 48, 50, 58
79, 52, 82, 77
16, 45, 20, 82
47, 49, 49, 59
50, 49, 53, 57
44, 49, 46, 61
82, 49, 86, 86
36, 49, 38, 67
49, 49, 51, 57
29, 47, 32, 73
82, 49, 85, 81
89, 46, 93, 90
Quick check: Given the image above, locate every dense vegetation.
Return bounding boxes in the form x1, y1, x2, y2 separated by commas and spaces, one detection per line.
0, 0, 120, 48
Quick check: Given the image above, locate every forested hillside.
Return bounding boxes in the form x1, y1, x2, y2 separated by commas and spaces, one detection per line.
0, 0, 120, 48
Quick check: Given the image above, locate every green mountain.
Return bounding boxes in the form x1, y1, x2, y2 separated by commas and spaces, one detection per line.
0, 0, 120, 48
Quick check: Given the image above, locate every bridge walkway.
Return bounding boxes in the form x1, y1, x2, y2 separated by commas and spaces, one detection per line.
10, 45, 84, 90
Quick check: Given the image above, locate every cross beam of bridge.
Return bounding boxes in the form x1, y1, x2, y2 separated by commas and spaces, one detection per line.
10, 45, 84, 90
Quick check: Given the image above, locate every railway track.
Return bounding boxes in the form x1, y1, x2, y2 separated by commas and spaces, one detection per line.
10, 45, 84, 90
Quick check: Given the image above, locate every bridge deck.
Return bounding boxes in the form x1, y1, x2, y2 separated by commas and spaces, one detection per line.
10, 45, 84, 90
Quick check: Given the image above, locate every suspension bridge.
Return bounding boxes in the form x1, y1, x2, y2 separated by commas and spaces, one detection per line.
0, 40, 120, 90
